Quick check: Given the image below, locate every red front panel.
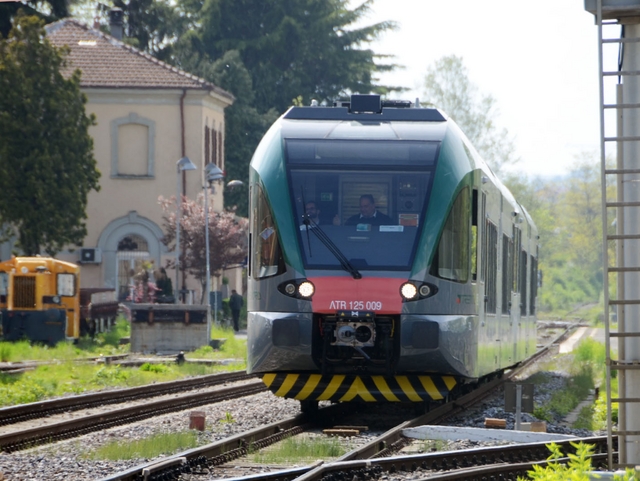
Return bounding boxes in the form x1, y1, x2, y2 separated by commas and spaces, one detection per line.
309, 276, 404, 315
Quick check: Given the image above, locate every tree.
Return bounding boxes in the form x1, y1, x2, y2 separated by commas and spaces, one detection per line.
1, 0, 70, 39
92, 0, 185, 60
209, 50, 278, 216
172, 0, 399, 114
421, 55, 518, 174
507, 152, 607, 314
167, 0, 400, 216
0, 13, 101, 256
159, 194, 248, 302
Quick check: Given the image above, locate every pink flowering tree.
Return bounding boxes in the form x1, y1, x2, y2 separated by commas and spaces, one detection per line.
159, 194, 248, 302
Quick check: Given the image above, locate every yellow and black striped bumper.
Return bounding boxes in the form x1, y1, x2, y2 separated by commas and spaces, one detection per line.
261, 373, 457, 403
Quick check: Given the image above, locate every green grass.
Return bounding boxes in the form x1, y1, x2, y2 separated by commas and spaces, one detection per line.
250, 436, 347, 464
531, 337, 605, 424
0, 317, 131, 363
0, 360, 247, 407
86, 430, 200, 460
190, 324, 247, 363
0, 317, 248, 407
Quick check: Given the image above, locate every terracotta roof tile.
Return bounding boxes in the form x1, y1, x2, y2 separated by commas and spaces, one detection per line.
45, 19, 233, 101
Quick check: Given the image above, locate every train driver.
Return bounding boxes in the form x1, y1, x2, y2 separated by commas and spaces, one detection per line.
337, 194, 392, 226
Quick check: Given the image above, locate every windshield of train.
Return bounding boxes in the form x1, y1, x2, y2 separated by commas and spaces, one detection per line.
286, 139, 439, 271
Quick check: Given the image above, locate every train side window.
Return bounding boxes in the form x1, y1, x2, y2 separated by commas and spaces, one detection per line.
251, 185, 285, 279
530, 254, 538, 315
519, 250, 527, 316
501, 234, 513, 314
484, 220, 498, 314
0, 272, 7, 295
431, 187, 470, 283
512, 227, 522, 293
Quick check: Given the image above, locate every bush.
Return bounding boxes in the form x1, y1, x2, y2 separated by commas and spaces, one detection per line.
139, 363, 170, 374
91, 365, 130, 386
519, 442, 635, 480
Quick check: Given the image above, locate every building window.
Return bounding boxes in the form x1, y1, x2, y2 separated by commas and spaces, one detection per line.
111, 113, 156, 178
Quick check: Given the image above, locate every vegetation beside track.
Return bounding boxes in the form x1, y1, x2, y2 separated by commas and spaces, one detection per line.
531, 337, 611, 430
0, 319, 247, 407
85, 431, 201, 461
518, 442, 634, 481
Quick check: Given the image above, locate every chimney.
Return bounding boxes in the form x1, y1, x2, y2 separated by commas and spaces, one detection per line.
108, 8, 124, 40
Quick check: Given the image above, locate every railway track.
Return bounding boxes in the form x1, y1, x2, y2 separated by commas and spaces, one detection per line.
0, 354, 131, 373
0, 371, 262, 452
0, 370, 252, 426
99, 327, 591, 481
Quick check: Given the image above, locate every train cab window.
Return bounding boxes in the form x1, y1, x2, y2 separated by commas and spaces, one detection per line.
251, 185, 285, 279
0, 272, 7, 304
430, 187, 470, 283
57, 273, 76, 297
286, 139, 438, 271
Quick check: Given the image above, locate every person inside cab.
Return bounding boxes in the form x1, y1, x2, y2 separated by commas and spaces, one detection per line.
338, 194, 392, 226
301, 200, 322, 229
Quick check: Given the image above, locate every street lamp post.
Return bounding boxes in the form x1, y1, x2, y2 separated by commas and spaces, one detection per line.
204, 163, 224, 341
175, 156, 196, 303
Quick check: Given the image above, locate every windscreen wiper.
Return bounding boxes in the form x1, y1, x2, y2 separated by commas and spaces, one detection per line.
304, 217, 362, 280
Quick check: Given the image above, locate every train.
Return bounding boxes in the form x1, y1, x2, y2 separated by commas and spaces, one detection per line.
0, 256, 81, 344
246, 94, 538, 412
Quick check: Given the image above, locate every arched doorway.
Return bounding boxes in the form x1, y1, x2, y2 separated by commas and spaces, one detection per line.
96, 211, 166, 295
116, 234, 151, 301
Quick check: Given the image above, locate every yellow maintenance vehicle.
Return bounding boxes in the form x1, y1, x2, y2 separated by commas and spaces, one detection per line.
0, 256, 80, 344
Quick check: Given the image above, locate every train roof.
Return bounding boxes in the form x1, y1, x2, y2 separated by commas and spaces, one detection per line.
0, 256, 79, 273
284, 95, 445, 122
280, 95, 449, 142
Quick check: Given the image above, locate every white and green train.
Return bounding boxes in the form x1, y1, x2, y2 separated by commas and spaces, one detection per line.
247, 94, 538, 412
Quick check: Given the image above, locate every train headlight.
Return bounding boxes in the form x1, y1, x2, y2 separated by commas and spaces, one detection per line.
400, 282, 418, 300
401, 282, 437, 301
298, 281, 315, 298
278, 279, 316, 299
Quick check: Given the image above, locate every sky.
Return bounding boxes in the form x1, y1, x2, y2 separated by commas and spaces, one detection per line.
356, 1, 603, 178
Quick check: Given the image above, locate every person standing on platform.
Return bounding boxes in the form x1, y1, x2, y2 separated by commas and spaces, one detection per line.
229, 289, 244, 332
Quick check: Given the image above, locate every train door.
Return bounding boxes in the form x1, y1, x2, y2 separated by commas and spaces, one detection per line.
481, 186, 500, 373
511, 226, 522, 363
473, 189, 483, 319
499, 197, 514, 366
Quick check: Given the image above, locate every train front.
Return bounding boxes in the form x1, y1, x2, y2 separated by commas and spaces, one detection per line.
247, 95, 466, 409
